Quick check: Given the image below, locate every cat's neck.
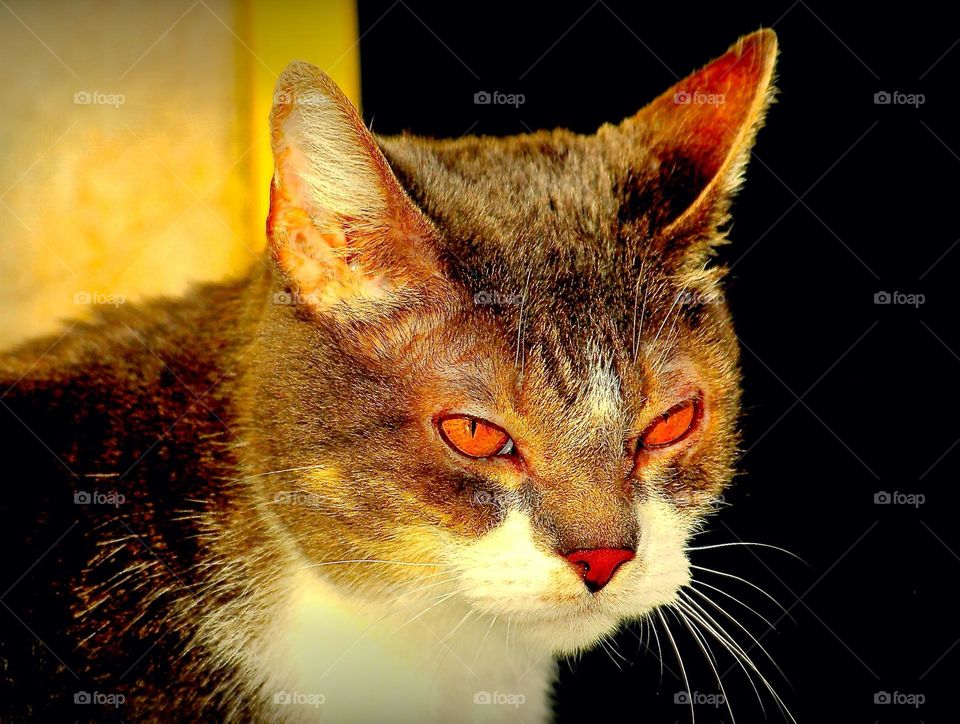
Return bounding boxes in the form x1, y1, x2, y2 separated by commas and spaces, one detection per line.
231, 563, 557, 722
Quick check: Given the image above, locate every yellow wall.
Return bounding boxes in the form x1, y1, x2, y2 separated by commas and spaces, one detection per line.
0, 0, 360, 348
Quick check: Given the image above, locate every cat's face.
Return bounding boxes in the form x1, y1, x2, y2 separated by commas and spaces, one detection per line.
255, 31, 776, 654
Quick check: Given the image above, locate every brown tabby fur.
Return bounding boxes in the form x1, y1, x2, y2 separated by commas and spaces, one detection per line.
0, 30, 776, 721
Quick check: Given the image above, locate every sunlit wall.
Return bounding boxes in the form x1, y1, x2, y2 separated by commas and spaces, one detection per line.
0, 0, 360, 347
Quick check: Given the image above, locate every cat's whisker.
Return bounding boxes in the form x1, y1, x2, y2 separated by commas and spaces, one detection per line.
631, 244, 652, 363
689, 579, 776, 630
597, 637, 624, 671
389, 589, 461, 637
514, 267, 533, 374
681, 587, 787, 682
649, 612, 666, 685
657, 607, 695, 724
649, 281, 692, 371
301, 558, 447, 570
384, 575, 462, 606
426, 608, 476, 674
673, 599, 765, 718
633, 616, 645, 654
672, 605, 737, 724
648, 289, 683, 356
232, 463, 331, 482
675, 592, 796, 724
685, 541, 805, 562
473, 614, 499, 668
610, 637, 630, 665
688, 564, 793, 620
438, 608, 474, 649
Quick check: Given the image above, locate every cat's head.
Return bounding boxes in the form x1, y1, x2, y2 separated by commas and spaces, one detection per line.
254, 30, 777, 654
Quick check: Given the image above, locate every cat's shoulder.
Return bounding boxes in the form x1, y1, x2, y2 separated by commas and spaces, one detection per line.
0, 274, 254, 403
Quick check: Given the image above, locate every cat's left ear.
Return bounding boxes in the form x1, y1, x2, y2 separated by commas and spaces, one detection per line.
608, 29, 778, 249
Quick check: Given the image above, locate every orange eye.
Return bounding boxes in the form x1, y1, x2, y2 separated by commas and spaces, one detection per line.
438, 415, 514, 458
640, 399, 701, 449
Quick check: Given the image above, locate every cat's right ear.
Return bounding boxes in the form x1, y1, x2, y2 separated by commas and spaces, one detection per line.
267, 62, 439, 314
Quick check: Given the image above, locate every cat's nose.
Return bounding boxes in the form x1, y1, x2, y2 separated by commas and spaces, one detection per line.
563, 547, 635, 592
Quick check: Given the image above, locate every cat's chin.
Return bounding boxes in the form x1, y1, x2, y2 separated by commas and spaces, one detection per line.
506, 607, 648, 656
466, 591, 676, 656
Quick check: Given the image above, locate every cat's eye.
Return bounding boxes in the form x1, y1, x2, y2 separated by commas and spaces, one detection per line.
638, 398, 701, 449
438, 415, 515, 459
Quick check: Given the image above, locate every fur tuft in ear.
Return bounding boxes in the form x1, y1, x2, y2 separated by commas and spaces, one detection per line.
267, 61, 438, 313
608, 29, 778, 256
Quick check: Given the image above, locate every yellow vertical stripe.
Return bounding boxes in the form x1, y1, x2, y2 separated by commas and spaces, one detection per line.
237, 0, 362, 248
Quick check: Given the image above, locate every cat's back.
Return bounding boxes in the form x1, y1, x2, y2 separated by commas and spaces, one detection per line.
0, 285, 245, 500
0, 277, 257, 720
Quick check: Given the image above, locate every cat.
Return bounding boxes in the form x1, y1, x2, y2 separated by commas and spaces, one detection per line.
0, 28, 778, 723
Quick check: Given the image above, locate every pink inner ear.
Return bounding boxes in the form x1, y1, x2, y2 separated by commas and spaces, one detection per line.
267, 145, 355, 301
643, 31, 776, 181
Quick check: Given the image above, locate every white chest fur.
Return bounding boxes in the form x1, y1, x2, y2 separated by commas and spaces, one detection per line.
250, 568, 557, 724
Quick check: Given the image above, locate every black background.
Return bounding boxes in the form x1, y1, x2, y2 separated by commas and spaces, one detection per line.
357, 1, 956, 722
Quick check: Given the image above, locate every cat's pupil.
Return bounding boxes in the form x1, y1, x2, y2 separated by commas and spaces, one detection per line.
470, 418, 477, 437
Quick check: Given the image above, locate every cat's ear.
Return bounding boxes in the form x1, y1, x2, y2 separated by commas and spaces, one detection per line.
609, 29, 777, 245
267, 62, 439, 312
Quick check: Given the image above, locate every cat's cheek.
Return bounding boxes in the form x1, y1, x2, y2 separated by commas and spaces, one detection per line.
405, 469, 510, 537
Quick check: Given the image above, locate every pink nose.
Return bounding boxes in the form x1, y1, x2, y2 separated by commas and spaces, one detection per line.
564, 548, 635, 592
